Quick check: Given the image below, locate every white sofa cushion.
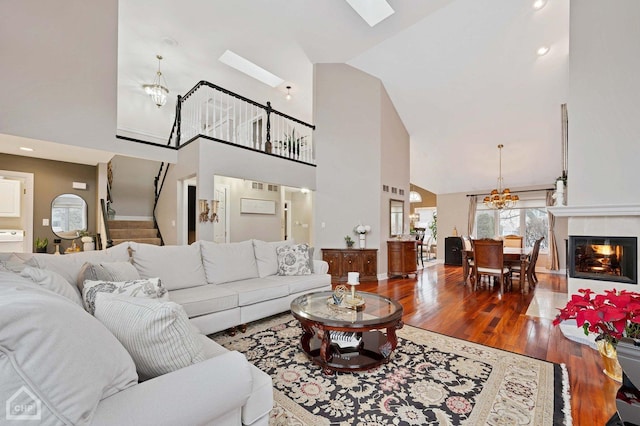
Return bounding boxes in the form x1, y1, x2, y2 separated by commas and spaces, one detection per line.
24, 250, 113, 287
276, 243, 312, 276
0, 272, 138, 425
131, 242, 207, 291
169, 284, 239, 318
20, 266, 83, 307
200, 240, 259, 284
264, 274, 332, 295
82, 278, 168, 315
94, 295, 206, 381
253, 239, 295, 278
220, 278, 290, 306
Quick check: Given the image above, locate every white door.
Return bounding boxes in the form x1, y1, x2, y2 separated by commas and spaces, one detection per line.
213, 184, 230, 243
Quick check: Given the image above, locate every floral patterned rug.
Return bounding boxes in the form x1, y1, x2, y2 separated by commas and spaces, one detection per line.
211, 314, 571, 425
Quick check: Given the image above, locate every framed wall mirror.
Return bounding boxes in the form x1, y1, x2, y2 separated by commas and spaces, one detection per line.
51, 193, 87, 239
390, 199, 404, 237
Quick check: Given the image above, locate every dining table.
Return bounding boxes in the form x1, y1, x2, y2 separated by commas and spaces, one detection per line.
463, 247, 532, 294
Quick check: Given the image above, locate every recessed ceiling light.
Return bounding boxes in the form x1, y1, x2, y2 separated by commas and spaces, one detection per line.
537, 46, 550, 56
533, 0, 547, 10
345, 0, 395, 27
19, 147, 34, 152
219, 50, 284, 88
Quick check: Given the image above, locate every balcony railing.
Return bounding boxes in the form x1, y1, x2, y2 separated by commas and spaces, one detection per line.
169, 81, 315, 165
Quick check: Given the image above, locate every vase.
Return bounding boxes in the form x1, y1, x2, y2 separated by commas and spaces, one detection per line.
597, 340, 622, 382
359, 234, 366, 249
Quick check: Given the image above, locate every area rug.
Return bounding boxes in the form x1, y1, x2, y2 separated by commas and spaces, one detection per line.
211, 314, 572, 425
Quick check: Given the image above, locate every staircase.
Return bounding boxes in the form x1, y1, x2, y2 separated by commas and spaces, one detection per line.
108, 220, 161, 246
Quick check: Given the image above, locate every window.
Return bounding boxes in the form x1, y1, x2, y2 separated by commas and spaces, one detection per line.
475, 199, 548, 252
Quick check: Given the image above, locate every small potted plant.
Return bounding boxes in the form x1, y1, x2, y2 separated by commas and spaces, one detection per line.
35, 237, 48, 253
344, 235, 354, 248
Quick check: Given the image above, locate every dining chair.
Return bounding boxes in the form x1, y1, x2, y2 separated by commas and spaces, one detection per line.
472, 238, 511, 294
511, 237, 545, 288
503, 234, 524, 248
415, 229, 425, 266
460, 236, 474, 284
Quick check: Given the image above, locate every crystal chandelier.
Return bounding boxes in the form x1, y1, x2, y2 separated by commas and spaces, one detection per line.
483, 144, 519, 209
142, 55, 169, 108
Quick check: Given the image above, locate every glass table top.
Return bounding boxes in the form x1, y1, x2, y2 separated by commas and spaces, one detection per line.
290, 291, 403, 327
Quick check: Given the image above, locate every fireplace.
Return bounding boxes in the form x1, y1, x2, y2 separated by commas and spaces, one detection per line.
569, 236, 637, 284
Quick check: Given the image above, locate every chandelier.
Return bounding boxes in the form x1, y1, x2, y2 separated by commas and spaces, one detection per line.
142, 55, 169, 108
483, 144, 519, 209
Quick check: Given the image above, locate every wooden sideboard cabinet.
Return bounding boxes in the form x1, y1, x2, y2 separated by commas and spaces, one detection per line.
322, 249, 378, 282
387, 240, 418, 278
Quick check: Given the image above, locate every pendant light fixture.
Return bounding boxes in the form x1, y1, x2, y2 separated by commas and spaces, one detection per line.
143, 55, 169, 108
285, 86, 292, 100
483, 144, 519, 209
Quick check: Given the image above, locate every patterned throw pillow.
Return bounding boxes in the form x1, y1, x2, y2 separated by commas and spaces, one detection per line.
276, 243, 312, 276
82, 278, 168, 315
77, 261, 141, 291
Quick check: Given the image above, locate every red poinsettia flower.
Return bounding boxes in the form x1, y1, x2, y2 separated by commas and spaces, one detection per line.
554, 288, 640, 347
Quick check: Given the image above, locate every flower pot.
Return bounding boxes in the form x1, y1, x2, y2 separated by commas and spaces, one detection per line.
597, 340, 622, 382
617, 338, 640, 389
359, 234, 366, 249
35, 246, 47, 254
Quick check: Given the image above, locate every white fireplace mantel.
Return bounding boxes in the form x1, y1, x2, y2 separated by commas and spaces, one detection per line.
548, 204, 640, 217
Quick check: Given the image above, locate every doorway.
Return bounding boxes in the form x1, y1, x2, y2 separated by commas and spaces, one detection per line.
0, 170, 34, 253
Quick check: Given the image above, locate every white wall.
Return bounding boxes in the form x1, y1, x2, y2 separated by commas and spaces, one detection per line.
0, 0, 176, 164
214, 176, 281, 243
313, 64, 410, 275
156, 138, 317, 245
314, 64, 382, 263
568, 1, 640, 206
110, 155, 160, 219
290, 191, 313, 244
380, 87, 411, 272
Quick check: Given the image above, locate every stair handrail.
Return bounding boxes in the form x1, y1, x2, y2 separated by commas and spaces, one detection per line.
100, 198, 113, 248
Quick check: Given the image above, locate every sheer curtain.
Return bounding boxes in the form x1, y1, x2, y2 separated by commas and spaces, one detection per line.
467, 196, 477, 236
546, 190, 559, 270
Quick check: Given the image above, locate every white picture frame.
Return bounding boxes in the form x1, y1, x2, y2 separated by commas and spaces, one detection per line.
240, 198, 276, 215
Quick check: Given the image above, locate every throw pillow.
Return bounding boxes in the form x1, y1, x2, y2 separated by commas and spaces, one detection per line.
276, 243, 312, 276
77, 261, 141, 291
0, 273, 138, 425
82, 278, 168, 315
253, 239, 295, 277
93, 294, 206, 381
20, 266, 84, 307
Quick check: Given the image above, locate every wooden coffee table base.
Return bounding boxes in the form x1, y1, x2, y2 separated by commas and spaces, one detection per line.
297, 319, 404, 375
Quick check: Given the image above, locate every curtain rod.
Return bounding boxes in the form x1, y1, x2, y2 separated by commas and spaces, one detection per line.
466, 187, 554, 197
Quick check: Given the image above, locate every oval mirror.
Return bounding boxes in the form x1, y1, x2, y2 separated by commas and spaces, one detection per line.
51, 193, 87, 239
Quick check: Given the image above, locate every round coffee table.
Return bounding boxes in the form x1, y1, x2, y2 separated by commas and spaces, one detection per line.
290, 291, 403, 375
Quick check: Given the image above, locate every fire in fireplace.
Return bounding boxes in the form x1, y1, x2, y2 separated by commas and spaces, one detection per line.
569, 236, 637, 284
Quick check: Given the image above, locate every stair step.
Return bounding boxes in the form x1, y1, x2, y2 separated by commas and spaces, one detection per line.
111, 238, 162, 246
110, 229, 158, 239
108, 220, 155, 229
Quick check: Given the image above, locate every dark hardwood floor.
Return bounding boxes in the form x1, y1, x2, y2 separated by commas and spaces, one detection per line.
351, 264, 617, 426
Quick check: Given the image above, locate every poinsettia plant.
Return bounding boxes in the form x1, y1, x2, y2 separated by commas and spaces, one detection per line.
553, 288, 640, 347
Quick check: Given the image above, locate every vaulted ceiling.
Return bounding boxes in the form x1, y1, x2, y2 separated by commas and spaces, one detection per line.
118, 0, 569, 194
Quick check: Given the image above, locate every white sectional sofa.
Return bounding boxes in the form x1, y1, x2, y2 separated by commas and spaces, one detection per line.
0, 239, 331, 425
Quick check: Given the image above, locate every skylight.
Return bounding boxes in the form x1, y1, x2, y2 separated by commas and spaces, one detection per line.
345, 0, 395, 27
218, 50, 284, 87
